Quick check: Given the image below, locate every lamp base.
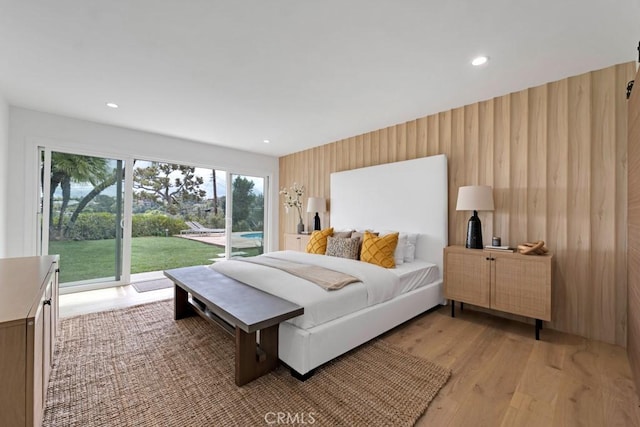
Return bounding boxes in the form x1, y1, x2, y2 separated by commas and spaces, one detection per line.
465, 211, 483, 249
314, 213, 321, 231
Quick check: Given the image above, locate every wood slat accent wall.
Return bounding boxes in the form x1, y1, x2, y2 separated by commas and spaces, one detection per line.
279, 62, 635, 346
627, 65, 640, 394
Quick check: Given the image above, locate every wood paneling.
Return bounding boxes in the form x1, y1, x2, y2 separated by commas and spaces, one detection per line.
547, 79, 569, 335
627, 65, 640, 396
494, 95, 511, 244
279, 62, 635, 345
510, 90, 529, 245
567, 72, 591, 339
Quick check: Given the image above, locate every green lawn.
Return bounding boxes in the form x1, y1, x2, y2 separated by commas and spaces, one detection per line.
49, 236, 260, 284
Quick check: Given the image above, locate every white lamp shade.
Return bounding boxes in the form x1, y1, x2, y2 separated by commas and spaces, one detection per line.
306, 197, 326, 213
456, 185, 494, 211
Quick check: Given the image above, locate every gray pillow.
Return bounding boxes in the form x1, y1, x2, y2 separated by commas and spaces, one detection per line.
332, 230, 353, 238
325, 236, 360, 260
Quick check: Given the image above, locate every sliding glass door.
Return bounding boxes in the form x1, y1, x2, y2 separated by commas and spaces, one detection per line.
229, 174, 266, 257
38, 148, 269, 292
129, 160, 226, 273
41, 150, 127, 288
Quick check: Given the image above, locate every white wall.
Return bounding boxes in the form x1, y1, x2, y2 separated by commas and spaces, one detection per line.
7, 107, 279, 257
0, 95, 8, 257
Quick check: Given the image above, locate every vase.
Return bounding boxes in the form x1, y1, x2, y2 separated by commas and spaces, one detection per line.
297, 219, 304, 234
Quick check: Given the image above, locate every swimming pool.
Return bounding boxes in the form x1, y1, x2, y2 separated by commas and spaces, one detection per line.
240, 232, 264, 239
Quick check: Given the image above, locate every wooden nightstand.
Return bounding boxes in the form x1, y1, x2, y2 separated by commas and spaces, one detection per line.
443, 245, 552, 340
283, 233, 311, 252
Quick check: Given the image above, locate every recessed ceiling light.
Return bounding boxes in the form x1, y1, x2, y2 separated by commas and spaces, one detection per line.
263, 139, 270, 144
471, 56, 489, 66
105, 102, 119, 109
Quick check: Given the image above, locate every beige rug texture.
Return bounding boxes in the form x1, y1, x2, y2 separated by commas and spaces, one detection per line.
44, 300, 450, 426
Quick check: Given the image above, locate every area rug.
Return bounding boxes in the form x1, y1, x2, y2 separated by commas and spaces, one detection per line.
131, 278, 173, 293
44, 300, 450, 427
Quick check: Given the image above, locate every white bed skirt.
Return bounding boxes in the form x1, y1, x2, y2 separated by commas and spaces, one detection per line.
278, 279, 444, 375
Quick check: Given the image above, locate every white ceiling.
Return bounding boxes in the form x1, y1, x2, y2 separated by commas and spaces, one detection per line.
0, 1, 638, 157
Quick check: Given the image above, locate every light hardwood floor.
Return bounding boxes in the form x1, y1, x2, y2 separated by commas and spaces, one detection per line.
60, 289, 640, 426
384, 307, 640, 426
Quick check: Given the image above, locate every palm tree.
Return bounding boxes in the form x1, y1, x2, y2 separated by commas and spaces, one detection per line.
49, 153, 110, 239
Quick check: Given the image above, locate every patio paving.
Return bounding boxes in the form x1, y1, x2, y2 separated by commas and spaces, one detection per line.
176, 233, 263, 249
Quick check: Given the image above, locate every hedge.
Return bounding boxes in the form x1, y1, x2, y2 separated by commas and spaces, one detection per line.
62, 213, 186, 240
131, 214, 185, 237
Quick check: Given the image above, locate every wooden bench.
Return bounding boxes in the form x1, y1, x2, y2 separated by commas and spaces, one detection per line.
163, 266, 303, 386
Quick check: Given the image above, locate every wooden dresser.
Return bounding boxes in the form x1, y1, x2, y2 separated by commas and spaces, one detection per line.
0, 255, 59, 427
443, 246, 552, 339
283, 233, 311, 252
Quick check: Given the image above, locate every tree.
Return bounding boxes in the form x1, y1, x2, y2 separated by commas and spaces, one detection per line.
212, 169, 219, 215
249, 193, 264, 229
89, 194, 118, 213
62, 159, 134, 238
49, 153, 110, 238
64, 170, 119, 235
133, 163, 206, 214
231, 176, 255, 231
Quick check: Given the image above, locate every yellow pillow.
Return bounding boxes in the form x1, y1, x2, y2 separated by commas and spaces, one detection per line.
360, 231, 399, 268
305, 228, 334, 254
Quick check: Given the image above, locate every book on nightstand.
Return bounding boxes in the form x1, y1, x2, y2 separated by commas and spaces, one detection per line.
484, 245, 516, 252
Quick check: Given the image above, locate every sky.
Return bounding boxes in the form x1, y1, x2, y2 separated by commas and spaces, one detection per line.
53, 160, 264, 199
151, 164, 264, 198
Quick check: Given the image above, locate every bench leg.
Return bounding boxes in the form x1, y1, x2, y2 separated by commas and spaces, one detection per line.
235, 324, 279, 386
258, 325, 279, 375
236, 330, 257, 386
174, 284, 194, 320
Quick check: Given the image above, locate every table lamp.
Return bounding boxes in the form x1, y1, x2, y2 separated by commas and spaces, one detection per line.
456, 185, 494, 249
306, 197, 326, 231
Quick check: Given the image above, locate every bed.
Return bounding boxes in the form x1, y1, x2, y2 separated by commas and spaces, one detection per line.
212, 154, 448, 376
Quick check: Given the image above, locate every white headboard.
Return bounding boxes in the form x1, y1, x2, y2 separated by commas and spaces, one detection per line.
330, 154, 448, 276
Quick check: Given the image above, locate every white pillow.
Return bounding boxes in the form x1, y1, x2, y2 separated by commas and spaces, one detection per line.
404, 233, 419, 262
378, 230, 407, 266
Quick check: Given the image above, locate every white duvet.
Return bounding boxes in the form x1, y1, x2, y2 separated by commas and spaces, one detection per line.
209, 250, 401, 329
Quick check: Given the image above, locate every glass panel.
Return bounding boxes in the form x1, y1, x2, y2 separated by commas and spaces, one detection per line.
47, 152, 125, 287
37, 148, 46, 256
230, 174, 265, 257
130, 161, 226, 274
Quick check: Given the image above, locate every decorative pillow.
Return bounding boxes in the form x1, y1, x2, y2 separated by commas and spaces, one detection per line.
378, 231, 407, 265
378, 230, 420, 263
360, 231, 399, 268
351, 231, 379, 259
305, 227, 334, 254
325, 236, 360, 259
